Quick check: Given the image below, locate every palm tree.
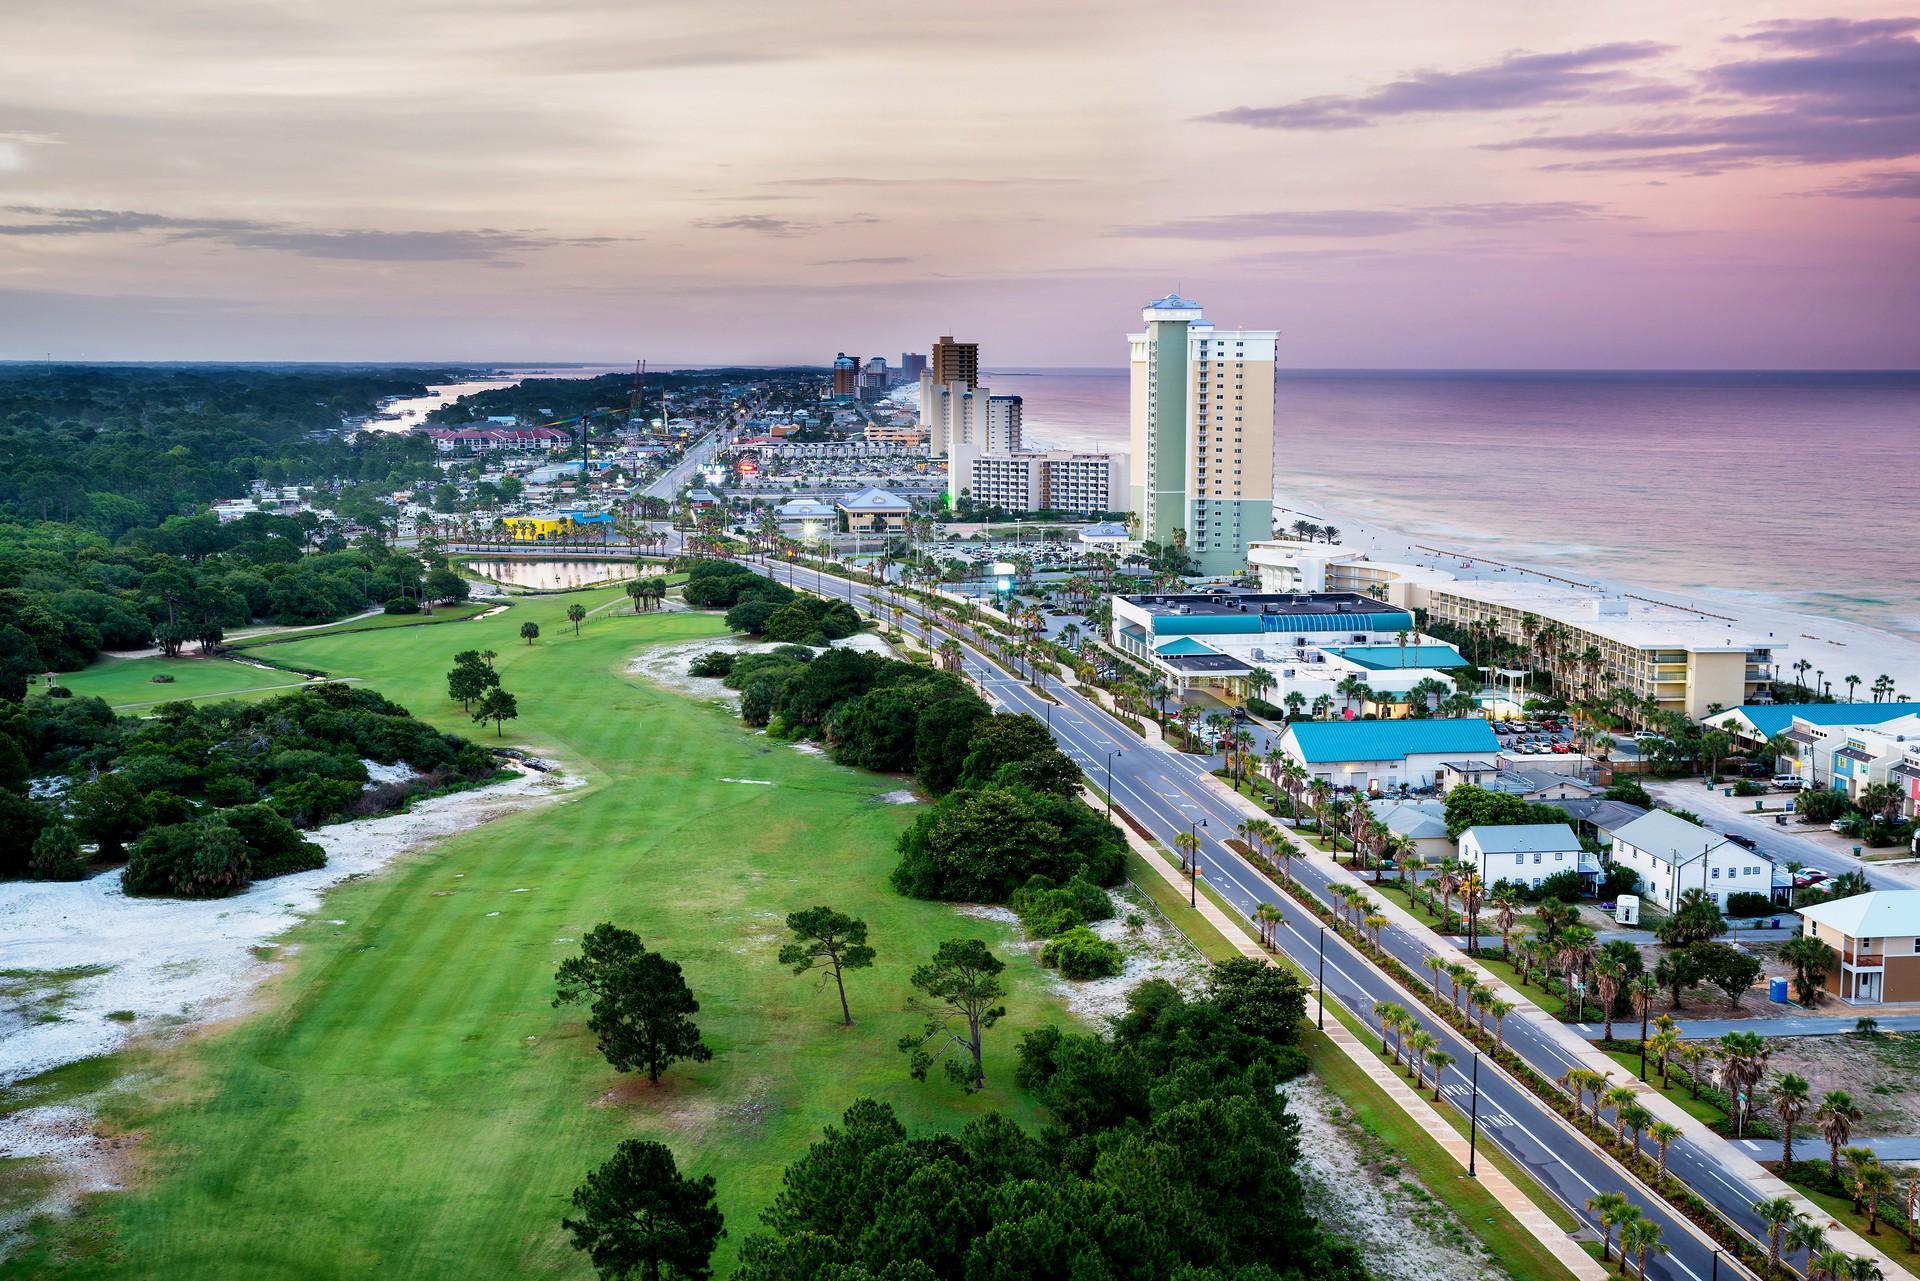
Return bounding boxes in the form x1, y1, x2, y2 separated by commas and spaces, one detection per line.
1619, 1102, 1653, 1158
1817, 1090, 1863, 1183
624, 578, 646, 613
1459, 870, 1486, 955
566, 602, 587, 635
1620, 1216, 1665, 1281
1847, 674, 1862, 702
1585, 1191, 1632, 1262
1425, 1048, 1454, 1100
1753, 1197, 1799, 1269
1854, 1156, 1895, 1233
1773, 1073, 1811, 1166
1491, 887, 1520, 960
1647, 1121, 1681, 1183
1423, 954, 1445, 999
1713, 1032, 1770, 1138
1488, 999, 1515, 1054
1602, 1085, 1638, 1142
1363, 912, 1388, 951
1406, 1029, 1436, 1083
1785, 1215, 1828, 1273
1173, 830, 1199, 875
1557, 926, 1597, 1018
1593, 956, 1624, 1042
1254, 902, 1284, 950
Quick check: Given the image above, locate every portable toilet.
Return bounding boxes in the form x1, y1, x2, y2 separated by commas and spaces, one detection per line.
1769, 976, 1790, 1003
1615, 894, 1640, 926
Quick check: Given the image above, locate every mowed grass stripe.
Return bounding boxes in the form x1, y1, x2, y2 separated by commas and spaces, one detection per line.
6, 590, 1068, 1280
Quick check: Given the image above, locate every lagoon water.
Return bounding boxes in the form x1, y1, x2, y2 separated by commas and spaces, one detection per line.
986, 368, 1920, 645
464, 560, 640, 590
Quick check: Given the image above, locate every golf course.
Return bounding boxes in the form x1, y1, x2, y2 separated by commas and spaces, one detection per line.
2, 584, 1074, 1278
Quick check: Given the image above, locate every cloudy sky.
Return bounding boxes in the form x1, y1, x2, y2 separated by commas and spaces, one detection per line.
3, 0, 1917, 366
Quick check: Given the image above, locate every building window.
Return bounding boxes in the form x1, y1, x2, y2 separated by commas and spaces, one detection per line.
1554, 851, 1564, 862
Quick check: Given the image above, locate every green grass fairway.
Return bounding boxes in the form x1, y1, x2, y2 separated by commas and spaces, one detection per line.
226, 600, 496, 647
53, 655, 344, 711
6, 588, 1074, 1280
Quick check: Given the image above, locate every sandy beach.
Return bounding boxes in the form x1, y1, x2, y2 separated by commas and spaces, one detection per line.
1274, 495, 1920, 700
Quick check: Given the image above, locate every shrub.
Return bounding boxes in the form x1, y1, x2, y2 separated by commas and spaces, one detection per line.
1011, 875, 1114, 938
891, 785, 1126, 902
45, 686, 71, 698
150, 673, 176, 684
1724, 892, 1774, 918
383, 597, 420, 615
1794, 789, 1851, 825
1600, 863, 1641, 899
688, 651, 737, 678
220, 803, 327, 878
28, 824, 88, 881
1731, 778, 1764, 797
1039, 927, 1124, 980
1243, 696, 1283, 719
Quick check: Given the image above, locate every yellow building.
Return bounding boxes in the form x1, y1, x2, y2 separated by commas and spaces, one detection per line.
501, 511, 613, 542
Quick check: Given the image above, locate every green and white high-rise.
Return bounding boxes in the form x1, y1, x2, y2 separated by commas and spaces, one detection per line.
1128, 294, 1275, 577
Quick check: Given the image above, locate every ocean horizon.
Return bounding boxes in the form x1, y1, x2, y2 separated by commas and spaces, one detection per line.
976, 367, 1920, 649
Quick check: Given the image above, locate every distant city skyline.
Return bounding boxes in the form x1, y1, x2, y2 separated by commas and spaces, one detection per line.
3, 1, 1918, 367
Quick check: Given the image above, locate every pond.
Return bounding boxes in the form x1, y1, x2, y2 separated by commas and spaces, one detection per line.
464, 560, 642, 590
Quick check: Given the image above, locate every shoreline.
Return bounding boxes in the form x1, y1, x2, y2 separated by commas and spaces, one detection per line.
1270, 493, 1920, 697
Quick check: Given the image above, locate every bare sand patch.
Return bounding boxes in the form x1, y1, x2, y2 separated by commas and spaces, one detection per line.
0, 764, 581, 1090
1764, 1030, 1920, 1136
1284, 1075, 1507, 1281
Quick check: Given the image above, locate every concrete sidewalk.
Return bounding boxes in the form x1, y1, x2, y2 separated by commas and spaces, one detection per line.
1115, 804, 1606, 1281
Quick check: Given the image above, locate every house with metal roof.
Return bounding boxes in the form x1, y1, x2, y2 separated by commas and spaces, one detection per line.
1797, 891, 1920, 1004
1704, 702, 1920, 749
1608, 809, 1774, 910
1278, 718, 1501, 792
1371, 799, 1453, 861
1459, 823, 1594, 892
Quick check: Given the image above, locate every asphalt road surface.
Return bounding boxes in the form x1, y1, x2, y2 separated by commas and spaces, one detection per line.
757, 558, 1806, 1281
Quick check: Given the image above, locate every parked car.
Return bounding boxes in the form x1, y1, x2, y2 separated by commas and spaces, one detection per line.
1802, 868, 1830, 883
1726, 833, 1758, 850
1829, 819, 1853, 834
1772, 774, 1805, 789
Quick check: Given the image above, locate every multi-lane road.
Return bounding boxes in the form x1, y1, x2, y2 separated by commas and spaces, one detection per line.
761, 557, 1817, 1281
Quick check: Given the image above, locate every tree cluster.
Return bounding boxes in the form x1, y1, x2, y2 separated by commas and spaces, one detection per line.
1442, 784, 1574, 841
0, 681, 493, 888
735, 961, 1354, 1281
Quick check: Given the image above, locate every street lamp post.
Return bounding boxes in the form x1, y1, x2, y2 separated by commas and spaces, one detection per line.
1105, 750, 1122, 820
1188, 817, 1208, 908
1317, 924, 1327, 1030
1468, 1050, 1480, 1177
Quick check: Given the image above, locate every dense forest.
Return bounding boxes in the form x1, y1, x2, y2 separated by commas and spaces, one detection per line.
0, 364, 460, 525
425, 367, 826, 426
0, 365, 477, 694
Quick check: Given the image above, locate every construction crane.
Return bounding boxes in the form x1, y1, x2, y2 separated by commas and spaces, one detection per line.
628, 359, 646, 428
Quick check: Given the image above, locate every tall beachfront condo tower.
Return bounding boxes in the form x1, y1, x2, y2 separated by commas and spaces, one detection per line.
929, 336, 979, 390
1128, 294, 1276, 577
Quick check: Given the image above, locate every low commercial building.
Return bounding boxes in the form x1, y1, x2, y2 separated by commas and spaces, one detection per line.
1277, 719, 1503, 792
1109, 590, 1462, 713
1459, 823, 1595, 893
773, 497, 837, 540
1250, 549, 1786, 720
837, 485, 911, 533
1796, 891, 1920, 1004
1607, 810, 1774, 910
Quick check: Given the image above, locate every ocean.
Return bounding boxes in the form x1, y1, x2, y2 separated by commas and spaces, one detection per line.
982, 368, 1920, 646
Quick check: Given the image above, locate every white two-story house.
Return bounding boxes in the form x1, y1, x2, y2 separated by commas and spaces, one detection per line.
1608, 810, 1774, 910
1459, 823, 1597, 893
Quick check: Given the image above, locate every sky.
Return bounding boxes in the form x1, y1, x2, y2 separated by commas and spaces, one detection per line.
2, 0, 1918, 367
